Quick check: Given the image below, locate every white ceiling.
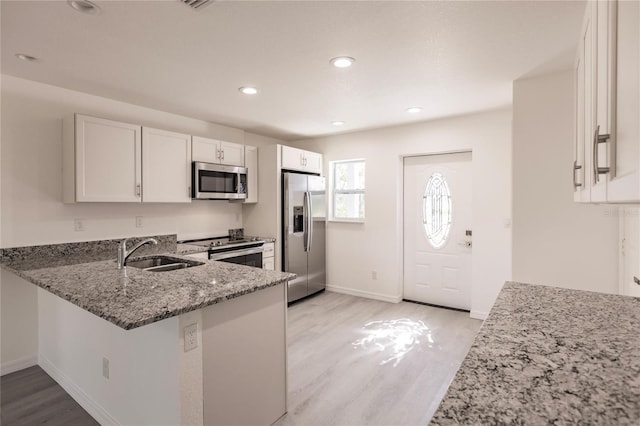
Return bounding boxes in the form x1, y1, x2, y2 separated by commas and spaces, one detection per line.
2, 0, 586, 141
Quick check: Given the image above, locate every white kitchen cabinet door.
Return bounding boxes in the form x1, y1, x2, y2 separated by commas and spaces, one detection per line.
574, 41, 588, 202
304, 150, 323, 175
281, 145, 305, 171
142, 127, 192, 203
72, 114, 142, 202
219, 141, 245, 166
590, 0, 613, 202
244, 145, 258, 203
192, 136, 245, 166
192, 136, 220, 164
262, 257, 275, 271
607, 0, 640, 203
281, 145, 323, 174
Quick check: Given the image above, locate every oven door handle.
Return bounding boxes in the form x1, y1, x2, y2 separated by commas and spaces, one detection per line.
209, 247, 264, 261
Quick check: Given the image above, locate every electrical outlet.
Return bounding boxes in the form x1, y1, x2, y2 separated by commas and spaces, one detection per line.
184, 323, 198, 352
136, 216, 143, 228
372, 270, 377, 280
74, 219, 84, 232
102, 357, 109, 379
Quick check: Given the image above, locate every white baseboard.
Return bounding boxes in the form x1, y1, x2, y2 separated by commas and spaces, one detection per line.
470, 310, 488, 320
39, 354, 120, 426
1, 354, 38, 376
326, 285, 402, 304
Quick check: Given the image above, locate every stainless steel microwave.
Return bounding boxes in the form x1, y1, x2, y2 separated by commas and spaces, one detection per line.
192, 162, 247, 200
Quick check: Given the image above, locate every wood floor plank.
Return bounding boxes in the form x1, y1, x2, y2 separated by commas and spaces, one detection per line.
277, 291, 482, 426
1, 366, 99, 426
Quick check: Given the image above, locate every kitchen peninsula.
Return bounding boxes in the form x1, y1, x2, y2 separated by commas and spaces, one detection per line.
0, 234, 294, 426
431, 282, 640, 425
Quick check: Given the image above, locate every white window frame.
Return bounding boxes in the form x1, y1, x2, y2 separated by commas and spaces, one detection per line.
329, 159, 365, 223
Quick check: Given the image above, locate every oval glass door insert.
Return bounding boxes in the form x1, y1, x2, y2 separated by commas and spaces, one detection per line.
423, 172, 452, 248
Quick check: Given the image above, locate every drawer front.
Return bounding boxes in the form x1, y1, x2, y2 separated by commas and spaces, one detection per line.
262, 257, 275, 271
262, 242, 275, 256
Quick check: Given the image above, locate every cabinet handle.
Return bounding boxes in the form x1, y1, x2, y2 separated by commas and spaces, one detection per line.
136, 184, 141, 196
300, 153, 304, 166
221, 150, 225, 161
573, 160, 583, 190
635, 276, 640, 286
592, 125, 611, 184
188, 186, 191, 197
217, 149, 221, 160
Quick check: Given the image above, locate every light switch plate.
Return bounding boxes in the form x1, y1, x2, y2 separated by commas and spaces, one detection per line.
184, 323, 198, 352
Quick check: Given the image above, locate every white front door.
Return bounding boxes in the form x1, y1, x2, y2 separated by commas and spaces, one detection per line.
403, 152, 472, 310
622, 208, 640, 297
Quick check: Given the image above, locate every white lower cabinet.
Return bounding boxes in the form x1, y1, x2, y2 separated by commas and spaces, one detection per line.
262, 242, 275, 270
142, 127, 192, 203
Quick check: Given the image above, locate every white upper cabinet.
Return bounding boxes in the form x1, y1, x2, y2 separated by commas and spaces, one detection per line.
244, 145, 258, 203
142, 127, 192, 203
607, 0, 640, 203
281, 145, 323, 175
192, 136, 245, 167
574, 0, 640, 203
65, 114, 142, 203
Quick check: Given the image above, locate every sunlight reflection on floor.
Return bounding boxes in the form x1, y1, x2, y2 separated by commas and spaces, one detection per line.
352, 318, 434, 367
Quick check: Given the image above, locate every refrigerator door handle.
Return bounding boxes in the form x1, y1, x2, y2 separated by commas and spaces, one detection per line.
307, 191, 313, 251
303, 191, 309, 252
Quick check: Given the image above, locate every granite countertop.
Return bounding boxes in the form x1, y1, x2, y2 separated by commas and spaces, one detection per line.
1, 236, 294, 330
176, 243, 209, 256
431, 282, 640, 425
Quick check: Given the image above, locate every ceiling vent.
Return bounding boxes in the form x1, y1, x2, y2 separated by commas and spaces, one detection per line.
180, 0, 214, 10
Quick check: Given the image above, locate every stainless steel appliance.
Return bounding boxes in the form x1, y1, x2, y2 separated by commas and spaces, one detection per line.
282, 172, 326, 303
192, 161, 248, 200
180, 236, 264, 267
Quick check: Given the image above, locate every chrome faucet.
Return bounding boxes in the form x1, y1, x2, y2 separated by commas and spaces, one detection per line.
117, 238, 158, 270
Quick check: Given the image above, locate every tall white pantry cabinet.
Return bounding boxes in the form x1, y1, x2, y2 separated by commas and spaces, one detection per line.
573, 0, 640, 204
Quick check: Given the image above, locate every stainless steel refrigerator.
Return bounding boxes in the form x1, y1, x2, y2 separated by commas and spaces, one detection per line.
282, 172, 326, 303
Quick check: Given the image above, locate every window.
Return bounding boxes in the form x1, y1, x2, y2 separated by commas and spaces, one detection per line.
331, 159, 365, 221
423, 172, 452, 248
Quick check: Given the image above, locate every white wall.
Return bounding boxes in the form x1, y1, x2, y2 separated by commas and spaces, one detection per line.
292, 108, 513, 318
512, 71, 619, 293
1, 75, 248, 248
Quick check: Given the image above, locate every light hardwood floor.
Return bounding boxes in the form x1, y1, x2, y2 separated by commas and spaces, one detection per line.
275, 291, 482, 426
0, 292, 481, 426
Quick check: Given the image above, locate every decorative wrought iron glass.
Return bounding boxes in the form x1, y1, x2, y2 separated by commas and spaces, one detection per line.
423, 173, 452, 248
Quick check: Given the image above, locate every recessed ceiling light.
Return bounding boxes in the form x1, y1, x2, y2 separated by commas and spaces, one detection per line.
67, 0, 101, 15
239, 86, 258, 95
330, 57, 355, 68
406, 107, 423, 114
331, 121, 345, 126
15, 53, 38, 62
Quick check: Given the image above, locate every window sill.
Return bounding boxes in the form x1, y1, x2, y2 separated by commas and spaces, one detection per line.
328, 218, 365, 224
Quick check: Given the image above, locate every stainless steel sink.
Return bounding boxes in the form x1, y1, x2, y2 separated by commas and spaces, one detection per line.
126, 255, 204, 272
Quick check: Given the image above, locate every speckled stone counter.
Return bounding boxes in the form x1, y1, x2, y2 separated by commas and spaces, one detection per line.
1, 238, 294, 330
431, 282, 640, 425
176, 243, 209, 256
